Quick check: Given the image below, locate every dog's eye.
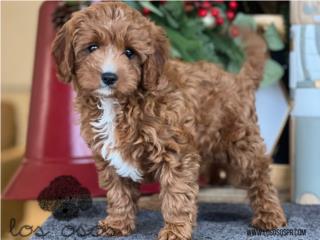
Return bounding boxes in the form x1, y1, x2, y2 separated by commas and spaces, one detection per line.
87, 44, 99, 53
124, 48, 135, 59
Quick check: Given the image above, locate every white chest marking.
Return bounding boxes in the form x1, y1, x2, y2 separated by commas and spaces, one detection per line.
90, 98, 142, 182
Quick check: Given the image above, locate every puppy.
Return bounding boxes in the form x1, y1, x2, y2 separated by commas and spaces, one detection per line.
52, 2, 286, 239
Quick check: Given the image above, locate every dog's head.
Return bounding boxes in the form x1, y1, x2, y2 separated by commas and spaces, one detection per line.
52, 2, 169, 97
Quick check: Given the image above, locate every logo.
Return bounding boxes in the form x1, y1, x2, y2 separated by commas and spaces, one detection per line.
37, 175, 92, 221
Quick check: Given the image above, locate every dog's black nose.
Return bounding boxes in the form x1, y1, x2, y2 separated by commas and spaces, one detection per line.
101, 72, 118, 86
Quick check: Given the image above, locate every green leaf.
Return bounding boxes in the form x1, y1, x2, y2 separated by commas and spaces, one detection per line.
162, 1, 183, 19
263, 23, 284, 51
233, 13, 256, 30
261, 59, 284, 87
65, 1, 82, 7
164, 27, 202, 61
124, 1, 140, 10
161, 7, 179, 29
181, 18, 205, 37
208, 33, 245, 65
139, 1, 163, 17
170, 46, 182, 58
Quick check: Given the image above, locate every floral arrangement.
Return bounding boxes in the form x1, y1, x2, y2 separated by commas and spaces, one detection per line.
53, 1, 285, 87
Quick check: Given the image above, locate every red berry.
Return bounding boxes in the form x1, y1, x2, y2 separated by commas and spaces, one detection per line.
210, 7, 220, 17
230, 25, 240, 37
184, 2, 194, 12
216, 17, 224, 25
142, 7, 151, 16
226, 11, 235, 21
198, 8, 208, 17
159, 0, 166, 5
229, 1, 238, 10
201, 1, 212, 9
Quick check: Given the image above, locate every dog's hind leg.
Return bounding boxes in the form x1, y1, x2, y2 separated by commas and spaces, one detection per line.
227, 127, 287, 230
95, 156, 140, 236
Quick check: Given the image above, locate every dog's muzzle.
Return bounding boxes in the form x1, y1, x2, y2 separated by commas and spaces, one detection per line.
101, 72, 118, 86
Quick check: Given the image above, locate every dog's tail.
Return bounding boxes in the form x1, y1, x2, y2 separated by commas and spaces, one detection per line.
238, 28, 267, 89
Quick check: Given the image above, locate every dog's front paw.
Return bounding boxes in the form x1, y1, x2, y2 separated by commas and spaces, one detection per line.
97, 217, 135, 236
158, 223, 192, 240
252, 210, 287, 230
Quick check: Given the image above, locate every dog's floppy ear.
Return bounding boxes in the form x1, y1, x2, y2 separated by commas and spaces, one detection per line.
143, 24, 169, 90
52, 23, 75, 83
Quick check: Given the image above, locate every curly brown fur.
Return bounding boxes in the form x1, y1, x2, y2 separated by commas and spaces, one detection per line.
52, 2, 286, 239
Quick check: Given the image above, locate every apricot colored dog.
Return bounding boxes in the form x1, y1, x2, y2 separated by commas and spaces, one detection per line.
52, 2, 286, 239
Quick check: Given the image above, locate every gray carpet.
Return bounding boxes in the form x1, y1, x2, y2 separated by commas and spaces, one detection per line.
32, 201, 320, 240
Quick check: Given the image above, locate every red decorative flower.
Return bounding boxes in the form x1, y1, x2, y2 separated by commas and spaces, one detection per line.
229, 1, 238, 10
198, 8, 208, 18
210, 7, 219, 17
226, 11, 235, 21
